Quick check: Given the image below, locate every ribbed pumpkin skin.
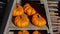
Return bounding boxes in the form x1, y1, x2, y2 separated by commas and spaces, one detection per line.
12, 3, 24, 16
18, 31, 22, 34
14, 15, 29, 28
23, 30, 29, 34
18, 30, 29, 34
32, 30, 41, 34
24, 3, 36, 16
32, 13, 46, 27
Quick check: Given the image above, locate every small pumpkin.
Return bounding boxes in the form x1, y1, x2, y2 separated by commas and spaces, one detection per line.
23, 30, 29, 34
32, 13, 46, 27
18, 30, 29, 34
32, 30, 41, 34
14, 15, 29, 28
24, 3, 36, 16
18, 31, 22, 34
12, 3, 24, 16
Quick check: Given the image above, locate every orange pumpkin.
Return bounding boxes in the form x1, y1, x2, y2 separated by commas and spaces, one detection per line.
18, 31, 22, 34
23, 30, 29, 34
32, 13, 46, 27
32, 30, 41, 34
24, 3, 36, 16
12, 3, 24, 16
14, 15, 29, 28
18, 30, 29, 34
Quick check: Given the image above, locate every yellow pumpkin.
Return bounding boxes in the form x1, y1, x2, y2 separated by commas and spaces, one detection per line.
24, 3, 36, 16
32, 30, 41, 34
32, 13, 46, 27
14, 15, 29, 28
18, 31, 22, 34
12, 3, 24, 16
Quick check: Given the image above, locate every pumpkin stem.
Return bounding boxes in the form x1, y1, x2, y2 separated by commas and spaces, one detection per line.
16, 6, 18, 8
38, 15, 41, 18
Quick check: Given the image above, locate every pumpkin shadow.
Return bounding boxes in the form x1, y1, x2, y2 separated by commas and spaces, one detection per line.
12, 16, 15, 23
12, 16, 19, 27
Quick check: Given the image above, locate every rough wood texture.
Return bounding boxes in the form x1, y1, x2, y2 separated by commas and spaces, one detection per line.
40, 0, 60, 34
48, 1, 60, 34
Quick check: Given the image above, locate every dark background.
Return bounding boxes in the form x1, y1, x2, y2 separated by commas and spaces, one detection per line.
0, 0, 7, 27
0, 0, 14, 34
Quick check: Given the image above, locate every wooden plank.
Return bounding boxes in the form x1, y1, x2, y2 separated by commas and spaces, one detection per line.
52, 25, 60, 27
48, 0, 60, 1
51, 18, 57, 20
50, 12, 58, 16
52, 23, 60, 24
53, 32, 59, 34
51, 19, 59, 22
52, 27, 58, 29
49, 8, 58, 11
50, 16, 60, 18
48, 1, 58, 4
40, 0, 58, 4
48, 3, 58, 6
49, 10, 58, 12
52, 24, 60, 27
53, 28, 58, 30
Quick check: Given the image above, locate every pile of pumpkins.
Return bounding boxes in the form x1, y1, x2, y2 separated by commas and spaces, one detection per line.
18, 30, 41, 34
12, 3, 46, 28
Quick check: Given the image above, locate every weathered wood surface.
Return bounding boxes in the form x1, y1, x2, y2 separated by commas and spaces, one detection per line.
48, 1, 60, 34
